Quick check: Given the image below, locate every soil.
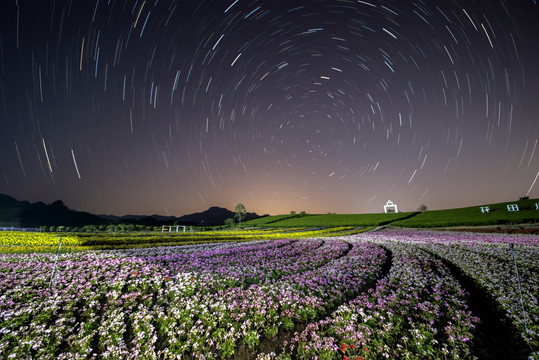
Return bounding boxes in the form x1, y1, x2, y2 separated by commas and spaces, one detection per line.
427, 252, 531, 360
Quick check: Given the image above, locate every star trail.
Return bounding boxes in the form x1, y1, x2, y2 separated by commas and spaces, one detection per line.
1, 0, 538, 216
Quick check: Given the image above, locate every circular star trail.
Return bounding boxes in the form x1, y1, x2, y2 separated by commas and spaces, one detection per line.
1, 0, 538, 216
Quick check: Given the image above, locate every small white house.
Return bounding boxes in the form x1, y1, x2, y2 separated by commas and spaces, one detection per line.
384, 200, 398, 213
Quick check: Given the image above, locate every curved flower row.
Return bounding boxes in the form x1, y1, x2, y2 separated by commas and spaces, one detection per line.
356, 229, 539, 357
0, 238, 386, 359
272, 237, 479, 360
76, 227, 358, 247
5, 230, 534, 358
392, 230, 538, 350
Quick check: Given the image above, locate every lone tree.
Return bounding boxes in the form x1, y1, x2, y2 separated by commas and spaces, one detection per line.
234, 203, 247, 228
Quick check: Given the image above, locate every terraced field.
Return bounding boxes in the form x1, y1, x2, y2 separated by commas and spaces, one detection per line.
0, 229, 537, 359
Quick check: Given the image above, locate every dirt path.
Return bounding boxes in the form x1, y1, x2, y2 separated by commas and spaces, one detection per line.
427, 251, 531, 359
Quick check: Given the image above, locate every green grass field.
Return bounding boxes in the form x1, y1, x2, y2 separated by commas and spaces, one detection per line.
241, 214, 302, 226
244, 212, 416, 227
244, 198, 539, 229
391, 198, 539, 228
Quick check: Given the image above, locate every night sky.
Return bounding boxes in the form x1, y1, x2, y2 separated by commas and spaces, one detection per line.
1, 0, 538, 217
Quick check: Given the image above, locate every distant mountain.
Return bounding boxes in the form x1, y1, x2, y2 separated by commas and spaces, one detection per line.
0, 194, 261, 227
99, 214, 147, 221
0, 194, 106, 227
100, 214, 184, 223
103, 207, 261, 226
98, 214, 192, 227
176, 206, 260, 226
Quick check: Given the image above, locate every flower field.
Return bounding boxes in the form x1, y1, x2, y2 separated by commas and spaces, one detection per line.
0, 231, 83, 253
0, 230, 538, 359
371, 230, 539, 353
0, 227, 365, 253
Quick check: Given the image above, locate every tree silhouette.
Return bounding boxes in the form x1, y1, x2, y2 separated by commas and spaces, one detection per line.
234, 203, 247, 228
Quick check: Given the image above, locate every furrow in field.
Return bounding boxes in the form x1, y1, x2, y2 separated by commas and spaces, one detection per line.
272, 235, 480, 360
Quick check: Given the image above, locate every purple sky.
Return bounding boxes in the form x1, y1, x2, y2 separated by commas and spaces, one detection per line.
1, 0, 538, 216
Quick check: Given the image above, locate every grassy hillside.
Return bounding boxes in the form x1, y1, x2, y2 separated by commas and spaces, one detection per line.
392, 198, 539, 228
244, 212, 415, 227
242, 214, 303, 226
244, 198, 539, 229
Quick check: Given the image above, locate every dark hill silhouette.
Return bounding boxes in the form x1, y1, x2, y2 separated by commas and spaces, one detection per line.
0, 194, 260, 227
176, 206, 259, 226
0, 194, 106, 227
101, 206, 260, 226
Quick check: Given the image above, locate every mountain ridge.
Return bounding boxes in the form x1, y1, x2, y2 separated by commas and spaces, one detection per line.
0, 194, 262, 227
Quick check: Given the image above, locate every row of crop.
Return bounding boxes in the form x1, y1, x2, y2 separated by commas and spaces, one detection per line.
353, 230, 539, 358
259, 238, 480, 359
0, 240, 287, 359
0, 227, 359, 254
76, 227, 357, 246
75, 227, 311, 239
0, 232, 80, 247
0, 239, 386, 359
159, 235, 385, 357
5, 230, 531, 358
0, 233, 223, 254
0, 240, 358, 356
402, 231, 538, 350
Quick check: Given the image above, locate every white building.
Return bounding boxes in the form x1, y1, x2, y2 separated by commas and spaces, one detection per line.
384, 200, 398, 213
